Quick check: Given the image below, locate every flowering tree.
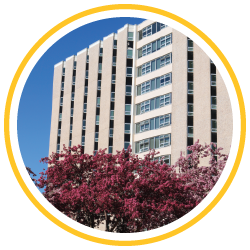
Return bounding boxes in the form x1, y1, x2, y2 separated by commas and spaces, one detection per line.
33, 141, 228, 232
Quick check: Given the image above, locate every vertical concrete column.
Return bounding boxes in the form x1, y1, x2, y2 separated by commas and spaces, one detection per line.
171, 29, 187, 164
85, 41, 100, 154
193, 44, 211, 146
72, 49, 87, 147
99, 34, 114, 151
113, 26, 128, 153
217, 70, 233, 155
49, 62, 63, 155
60, 56, 74, 149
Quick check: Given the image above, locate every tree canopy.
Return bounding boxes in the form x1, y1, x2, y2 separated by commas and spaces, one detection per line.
32, 141, 228, 233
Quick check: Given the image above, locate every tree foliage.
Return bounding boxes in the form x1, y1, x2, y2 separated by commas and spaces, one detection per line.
33, 141, 228, 232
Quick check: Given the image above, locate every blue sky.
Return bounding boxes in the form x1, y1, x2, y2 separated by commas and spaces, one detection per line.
18, 17, 145, 180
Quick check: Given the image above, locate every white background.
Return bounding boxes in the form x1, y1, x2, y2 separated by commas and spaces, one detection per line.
1, 1, 249, 249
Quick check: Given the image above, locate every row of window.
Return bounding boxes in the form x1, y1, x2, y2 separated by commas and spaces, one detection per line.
135, 134, 171, 153
138, 34, 172, 58
137, 53, 172, 77
137, 72, 172, 96
136, 114, 171, 133
154, 154, 171, 165
138, 22, 167, 40
136, 93, 172, 115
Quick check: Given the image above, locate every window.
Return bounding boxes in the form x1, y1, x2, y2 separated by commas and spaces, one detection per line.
125, 124, 130, 134
211, 96, 217, 109
135, 134, 171, 153
138, 34, 172, 58
98, 63, 102, 73
97, 97, 100, 107
125, 104, 131, 115
62, 68, 65, 76
70, 124, 73, 133
107, 128, 113, 138
57, 144, 60, 153
136, 114, 171, 133
136, 93, 172, 115
138, 22, 167, 41
109, 146, 113, 154
82, 136, 85, 146
211, 119, 217, 132
86, 55, 89, 63
113, 56, 116, 66
112, 74, 116, 83
154, 155, 171, 165
126, 67, 133, 77
74, 61, 77, 70
71, 92, 75, 101
58, 129, 61, 136
113, 40, 117, 49
137, 53, 172, 77
61, 82, 64, 91
97, 80, 101, 90
188, 82, 193, 94
187, 126, 193, 137
188, 104, 193, 116
72, 76, 76, 85
188, 60, 193, 72
137, 73, 172, 96
60, 97, 63, 106
96, 115, 99, 125
70, 108, 74, 117
85, 86, 88, 95
128, 32, 134, 41
187, 38, 193, 51
127, 49, 133, 58
95, 132, 99, 142
211, 74, 216, 86
124, 142, 130, 150
99, 48, 103, 56
111, 92, 115, 101
110, 110, 114, 120
82, 120, 86, 130
83, 103, 87, 113
69, 140, 72, 147
126, 86, 132, 96
85, 70, 89, 79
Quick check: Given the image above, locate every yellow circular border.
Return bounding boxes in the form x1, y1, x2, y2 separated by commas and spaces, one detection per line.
4, 4, 246, 246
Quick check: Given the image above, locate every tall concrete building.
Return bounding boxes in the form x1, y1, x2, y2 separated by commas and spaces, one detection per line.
49, 19, 233, 165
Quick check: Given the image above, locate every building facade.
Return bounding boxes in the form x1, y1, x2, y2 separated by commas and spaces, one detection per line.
49, 19, 233, 165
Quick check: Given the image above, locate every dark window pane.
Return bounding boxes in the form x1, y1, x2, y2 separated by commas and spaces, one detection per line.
127, 59, 133, 67
109, 137, 113, 146
187, 116, 193, 126
211, 86, 216, 96
152, 23, 156, 34
111, 84, 115, 92
188, 73, 193, 81
124, 134, 130, 142
110, 120, 114, 128
113, 49, 117, 56
188, 94, 193, 103
86, 64, 89, 70
211, 63, 216, 74
98, 74, 102, 80
187, 137, 193, 146
155, 117, 159, 129
211, 109, 217, 119
188, 51, 193, 60
94, 142, 98, 150
211, 133, 217, 143
125, 115, 131, 123
112, 67, 116, 74
99, 57, 102, 63
126, 77, 132, 85
125, 96, 131, 104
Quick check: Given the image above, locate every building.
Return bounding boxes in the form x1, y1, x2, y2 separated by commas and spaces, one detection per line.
49, 19, 233, 166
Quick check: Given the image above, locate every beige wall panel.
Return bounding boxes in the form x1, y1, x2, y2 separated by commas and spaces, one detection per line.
135, 84, 172, 104
85, 42, 100, 154
193, 44, 211, 153
99, 35, 114, 151
136, 64, 172, 86
137, 26, 172, 49
171, 29, 187, 164
49, 63, 63, 155
134, 125, 171, 142
60, 57, 74, 149
72, 51, 87, 147
217, 69, 233, 156
136, 45, 172, 67
113, 27, 128, 152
